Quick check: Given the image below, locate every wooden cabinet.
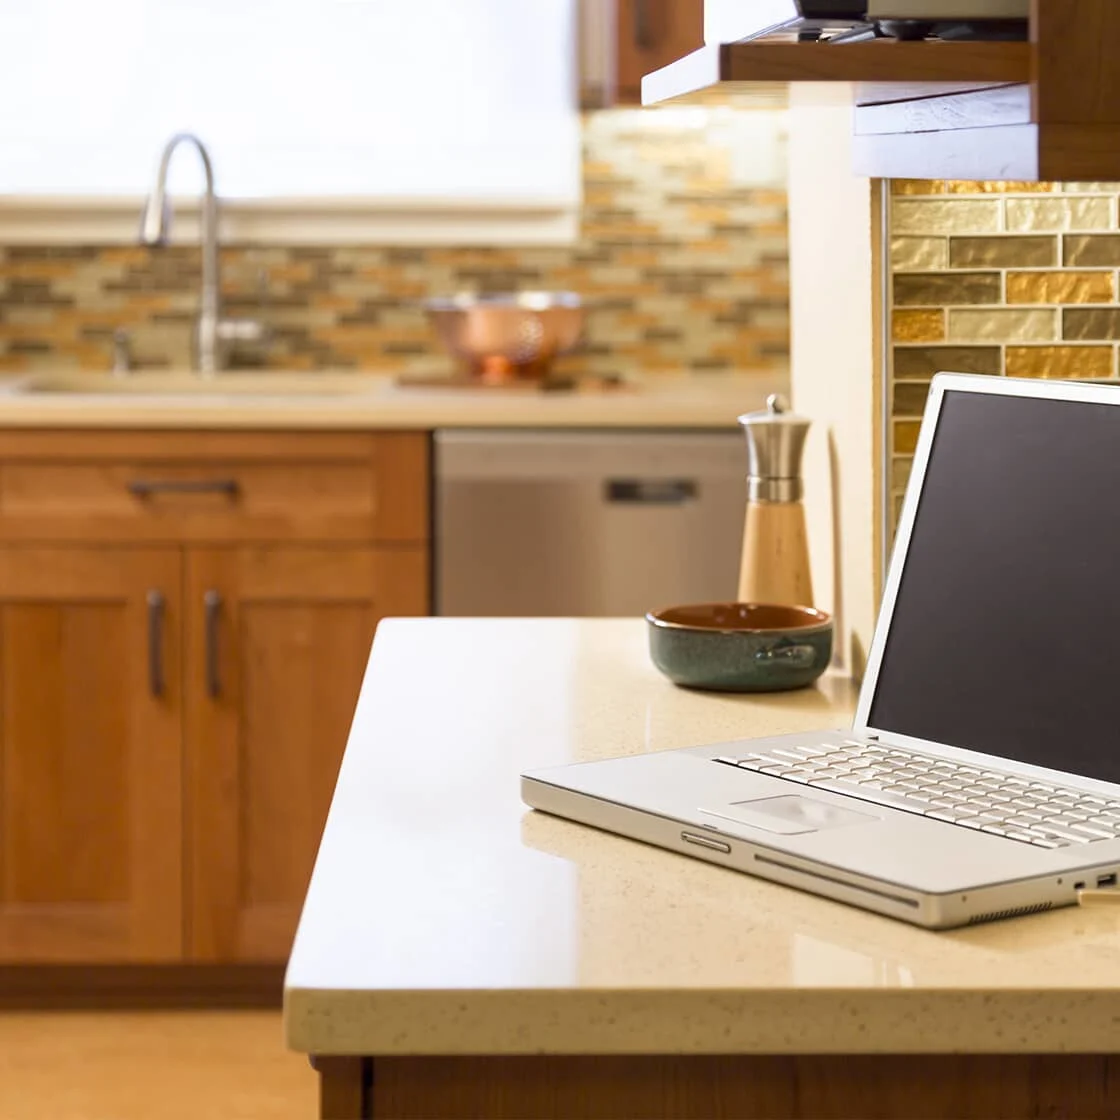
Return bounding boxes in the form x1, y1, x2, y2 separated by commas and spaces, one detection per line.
185, 545, 427, 962
616, 0, 703, 103
0, 548, 183, 963
0, 431, 430, 968
579, 0, 703, 107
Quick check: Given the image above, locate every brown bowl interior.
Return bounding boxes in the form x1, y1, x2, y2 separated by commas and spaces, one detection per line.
648, 602, 831, 633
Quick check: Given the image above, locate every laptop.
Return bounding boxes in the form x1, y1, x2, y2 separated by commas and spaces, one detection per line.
522, 373, 1120, 928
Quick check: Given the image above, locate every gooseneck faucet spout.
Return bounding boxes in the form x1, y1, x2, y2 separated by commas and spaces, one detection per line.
139, 132, 221, 375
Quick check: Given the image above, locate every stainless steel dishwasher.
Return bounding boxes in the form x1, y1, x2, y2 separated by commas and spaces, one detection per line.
435, 429, 746, 617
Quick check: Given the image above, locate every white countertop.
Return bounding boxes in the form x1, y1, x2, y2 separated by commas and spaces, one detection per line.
285, 618, 1120, 1058
0, 372, 785, 429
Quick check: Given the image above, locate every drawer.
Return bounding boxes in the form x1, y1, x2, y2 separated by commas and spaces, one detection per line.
0, 431, 430, 543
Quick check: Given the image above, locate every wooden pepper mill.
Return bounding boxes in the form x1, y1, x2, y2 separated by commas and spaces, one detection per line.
737, 393, 814, 607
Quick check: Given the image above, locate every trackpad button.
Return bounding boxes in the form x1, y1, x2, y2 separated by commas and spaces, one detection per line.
700, 795, 878, 835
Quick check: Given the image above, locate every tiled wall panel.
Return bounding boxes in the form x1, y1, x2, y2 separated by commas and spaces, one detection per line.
0, 110, 790, 381
889, 181, 1120, 531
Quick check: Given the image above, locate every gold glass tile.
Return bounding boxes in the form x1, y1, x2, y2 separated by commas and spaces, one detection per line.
891, 181, 947, 196
1006, 270, 1114, 304
890, 181, 1056, 196
949, 236, 1056, 269
892, 200, 1002, 236
1005, 345, 1114, 379
1005, 198, 1113, 233
891, 457, 913, 491
1063, 308, 1120, 340
893, 346, 1001, 378
894, 272, 1000, 307
894, 421, 921, 454
892, 309, 945, 343
1061, 183, 1120, 193
1063, 234, 1120, 267
946, 182, 1056, 194
891, 237, 947, 271
892, 381, 930, 417
948, 308, 1057, 343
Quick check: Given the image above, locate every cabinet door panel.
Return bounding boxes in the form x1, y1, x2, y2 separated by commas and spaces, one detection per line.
616, 0, 703, 102
186, 545, 428, 962
0, 549, 183, 962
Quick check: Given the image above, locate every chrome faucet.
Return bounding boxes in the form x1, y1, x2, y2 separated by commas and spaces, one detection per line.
139, 133, 265, 375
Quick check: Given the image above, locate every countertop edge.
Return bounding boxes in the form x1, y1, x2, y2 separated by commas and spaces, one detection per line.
284, 987, 1120, 1056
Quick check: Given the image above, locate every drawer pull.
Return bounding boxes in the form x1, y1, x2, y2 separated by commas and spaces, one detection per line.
147, 590, 165, 698
204, 590, 222, 699
128, 478, 240, 499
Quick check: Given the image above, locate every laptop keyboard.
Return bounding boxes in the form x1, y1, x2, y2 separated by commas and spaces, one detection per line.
714, 740, 1120, 849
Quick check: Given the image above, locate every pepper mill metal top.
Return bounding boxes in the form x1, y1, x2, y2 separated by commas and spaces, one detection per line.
737, 393, 811, 503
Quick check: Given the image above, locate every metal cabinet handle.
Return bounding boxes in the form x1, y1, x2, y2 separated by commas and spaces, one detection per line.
147, 590, 165, 698
128, 478, 240, 498
204, 590, 222, 698
633, 0, 655, 50
606, 479, 697, 505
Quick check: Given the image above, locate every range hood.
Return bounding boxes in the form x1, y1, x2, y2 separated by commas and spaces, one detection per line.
704, 0, 1028, 43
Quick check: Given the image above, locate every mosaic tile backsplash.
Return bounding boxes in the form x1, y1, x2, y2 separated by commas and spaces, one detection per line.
890, 180, 1120, 527
0, 109, 789, 380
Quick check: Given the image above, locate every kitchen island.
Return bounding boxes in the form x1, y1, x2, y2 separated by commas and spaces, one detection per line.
285, 618, 1120, 1119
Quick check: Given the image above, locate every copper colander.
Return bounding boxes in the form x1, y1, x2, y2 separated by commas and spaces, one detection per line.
424, 292, 585, 383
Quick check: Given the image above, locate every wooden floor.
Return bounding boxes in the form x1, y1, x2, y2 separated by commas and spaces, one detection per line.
0, 1010, 316, 1120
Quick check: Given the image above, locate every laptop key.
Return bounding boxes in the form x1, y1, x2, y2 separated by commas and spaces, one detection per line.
1035, 825, 1093, 844
770, 747, 826, 763
1030, 837, 1065, 849
926, 808, 976, 823
1069, 822, 1116, 840
960, 813, 1007, 829
1046, 812, 1090, 827
809, 779, 926, 812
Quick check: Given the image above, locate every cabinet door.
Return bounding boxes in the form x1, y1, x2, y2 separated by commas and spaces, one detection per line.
185, 545, 428, 962
616, 0, 703, 102
0, 548, 183, 962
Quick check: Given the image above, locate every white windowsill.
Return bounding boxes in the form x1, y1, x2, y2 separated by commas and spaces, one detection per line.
0, 196, 581, 246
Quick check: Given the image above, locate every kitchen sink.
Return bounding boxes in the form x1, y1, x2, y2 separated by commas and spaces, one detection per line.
4, 372, 389, 398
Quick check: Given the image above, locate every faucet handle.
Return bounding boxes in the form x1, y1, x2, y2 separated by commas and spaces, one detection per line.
111, 329, 133, 376
216, 318, 270, 345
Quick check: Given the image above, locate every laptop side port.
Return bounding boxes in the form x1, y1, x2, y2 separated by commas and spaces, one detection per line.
1096, 873, 1117, 888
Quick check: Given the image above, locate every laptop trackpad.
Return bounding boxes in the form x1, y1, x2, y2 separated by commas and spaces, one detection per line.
700, 795, 878, 835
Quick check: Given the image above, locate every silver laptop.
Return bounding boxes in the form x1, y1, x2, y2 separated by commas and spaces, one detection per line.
522, 373, 1120, 928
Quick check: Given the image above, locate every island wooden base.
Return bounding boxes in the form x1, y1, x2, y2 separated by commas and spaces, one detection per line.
315, 1053, 1120, 1119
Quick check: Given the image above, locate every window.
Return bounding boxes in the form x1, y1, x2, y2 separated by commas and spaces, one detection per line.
0, 0, 581, 244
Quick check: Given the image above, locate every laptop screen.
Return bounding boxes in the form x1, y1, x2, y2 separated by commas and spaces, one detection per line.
867, 387, 1120, 785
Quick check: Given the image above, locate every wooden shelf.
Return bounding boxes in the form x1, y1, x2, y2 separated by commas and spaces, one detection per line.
642, 41, 1031, 107
640, 4, 1120, 182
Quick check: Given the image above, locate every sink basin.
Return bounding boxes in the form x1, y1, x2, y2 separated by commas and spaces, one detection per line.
5, 373, 389, 398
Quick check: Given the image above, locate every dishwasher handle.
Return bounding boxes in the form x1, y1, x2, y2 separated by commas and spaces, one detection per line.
605, 479, 698, 505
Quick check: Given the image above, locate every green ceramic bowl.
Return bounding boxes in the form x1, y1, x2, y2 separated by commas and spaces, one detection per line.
646, 602, 833, 693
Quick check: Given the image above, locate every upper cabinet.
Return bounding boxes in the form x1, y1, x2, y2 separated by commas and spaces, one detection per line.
641, 0, 1120, 182
580, 0, 704, 106
617, 1, 705, 102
